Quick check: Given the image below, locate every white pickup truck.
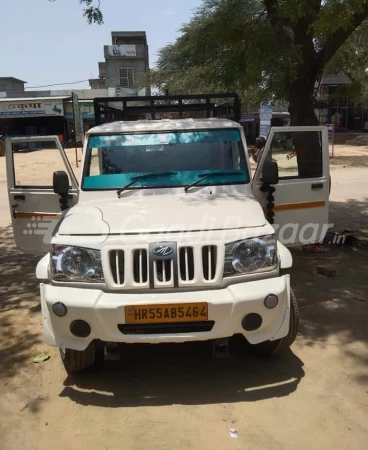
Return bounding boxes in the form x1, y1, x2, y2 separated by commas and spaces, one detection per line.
5, 110, 330, 373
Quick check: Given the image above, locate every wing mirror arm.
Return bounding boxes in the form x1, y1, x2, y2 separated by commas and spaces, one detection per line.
53, 171, 70, 211
260, 162, 279, 225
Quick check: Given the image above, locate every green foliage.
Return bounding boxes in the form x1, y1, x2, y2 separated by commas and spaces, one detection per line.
80, 0, 103, 24
153, 0, 368, 115
154, 0, 277, 100
327, 20, 368, 104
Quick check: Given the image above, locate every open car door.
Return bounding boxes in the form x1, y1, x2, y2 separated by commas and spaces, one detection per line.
6, 136, 79, 254
252, 126, 330, 247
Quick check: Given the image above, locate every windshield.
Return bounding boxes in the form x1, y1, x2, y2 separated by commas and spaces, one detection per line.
82, 129, 249, 191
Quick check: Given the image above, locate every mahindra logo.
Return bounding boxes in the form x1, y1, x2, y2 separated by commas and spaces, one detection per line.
152, 246, 174, 257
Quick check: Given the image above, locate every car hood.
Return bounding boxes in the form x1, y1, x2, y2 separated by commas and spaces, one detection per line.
57, 195, 266, 235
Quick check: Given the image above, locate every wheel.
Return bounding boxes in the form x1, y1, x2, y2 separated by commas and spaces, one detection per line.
251, 289, 299, 356
59, 342, 95, 373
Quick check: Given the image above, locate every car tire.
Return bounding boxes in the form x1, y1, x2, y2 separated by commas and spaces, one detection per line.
251, 289, 299, 356
60, 342, 96, 374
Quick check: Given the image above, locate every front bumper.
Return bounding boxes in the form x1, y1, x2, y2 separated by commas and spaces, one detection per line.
40, 275, 291, 351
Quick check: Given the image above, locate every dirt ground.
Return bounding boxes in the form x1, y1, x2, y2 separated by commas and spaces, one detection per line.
0, 144, 367, 450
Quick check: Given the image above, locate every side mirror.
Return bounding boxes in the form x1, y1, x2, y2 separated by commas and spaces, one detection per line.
262, 161, 279, 185
53, 171, 69, 195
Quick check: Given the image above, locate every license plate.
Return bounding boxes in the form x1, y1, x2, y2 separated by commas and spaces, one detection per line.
125, 303, 208, 324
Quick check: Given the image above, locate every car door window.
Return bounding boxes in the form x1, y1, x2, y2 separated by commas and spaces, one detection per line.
12, 139, 77, 188
269, 131, 323, 179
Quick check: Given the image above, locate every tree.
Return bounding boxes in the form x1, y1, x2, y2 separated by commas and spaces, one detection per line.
48, 0, 103, 24
326, 20, 368, 106
152, 0, 368, 125
79, 0, 103, 24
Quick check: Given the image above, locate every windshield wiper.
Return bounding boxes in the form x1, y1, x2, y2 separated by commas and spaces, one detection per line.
184, 171, 244, 192
117, 172, 178, 197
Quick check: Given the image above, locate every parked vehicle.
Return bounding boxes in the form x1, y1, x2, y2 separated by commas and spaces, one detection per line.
5, 94, 330, 373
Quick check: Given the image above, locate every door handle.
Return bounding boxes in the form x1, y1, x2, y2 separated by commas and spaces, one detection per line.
311, 183, 323, 190
13, 194, 26, 201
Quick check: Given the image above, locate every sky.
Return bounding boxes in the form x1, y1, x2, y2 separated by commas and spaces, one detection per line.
2, 0, 202, 90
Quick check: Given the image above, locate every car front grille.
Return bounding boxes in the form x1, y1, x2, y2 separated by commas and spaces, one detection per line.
105, 244, 220, 290
202, 245, 217, 281
179, 247, 195, 281
109, 250, 125, 285
133, 249, 148, 284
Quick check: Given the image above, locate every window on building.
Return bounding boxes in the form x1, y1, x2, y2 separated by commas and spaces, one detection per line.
119, 68, 134, 87
116, 39, 144, 45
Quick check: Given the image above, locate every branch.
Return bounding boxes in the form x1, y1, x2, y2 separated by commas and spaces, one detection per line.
344, 70, 357, 82
263, 0, 291, 47
49, 0, 103, 24
318, 3, 368, 65
252, 9, 267, 29
221, 5, 267, 46
310, 0, 323, 18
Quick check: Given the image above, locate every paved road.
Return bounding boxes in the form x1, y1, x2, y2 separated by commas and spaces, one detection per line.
330, 166, 368, 202
329, 167, 368, 233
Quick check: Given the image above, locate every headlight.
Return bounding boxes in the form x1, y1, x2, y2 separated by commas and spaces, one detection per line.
51, 245, 104, 283
224, 235, 277, 276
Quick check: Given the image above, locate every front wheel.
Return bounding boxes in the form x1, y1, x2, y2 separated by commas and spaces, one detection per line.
251, 289, 299, 356
60, 342, 96, 374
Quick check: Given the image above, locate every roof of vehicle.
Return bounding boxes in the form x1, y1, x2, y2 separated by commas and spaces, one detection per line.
88, 118, 242, 135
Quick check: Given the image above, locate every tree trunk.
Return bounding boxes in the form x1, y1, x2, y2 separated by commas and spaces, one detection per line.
287, 67, 324, 178
287, 69, 320, 126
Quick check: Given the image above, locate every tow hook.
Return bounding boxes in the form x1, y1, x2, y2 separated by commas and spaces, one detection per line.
213, 338, 229, 358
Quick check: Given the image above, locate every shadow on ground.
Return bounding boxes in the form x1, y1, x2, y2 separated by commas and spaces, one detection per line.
290, 243, 368, 345
60, 344, 305, 407
288, 197, 368, 387
329, 198, 368, 237
0, 225, 42, 379
293, 197, 368, 333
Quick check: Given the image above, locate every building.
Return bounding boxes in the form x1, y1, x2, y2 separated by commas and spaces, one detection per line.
316, 74, 368, 131
0, 31, 151, 139
0, 83, 110, 140
0, 31, 150, 139
89, 31, 150, 96
0, 77, 27, 98
0, 95, 69, 139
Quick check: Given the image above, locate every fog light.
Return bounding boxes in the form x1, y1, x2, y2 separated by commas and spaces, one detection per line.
70, 320, 91, 338
52, 302, 67, 317
242, 313, 262, 331
264, 294, 278, 309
